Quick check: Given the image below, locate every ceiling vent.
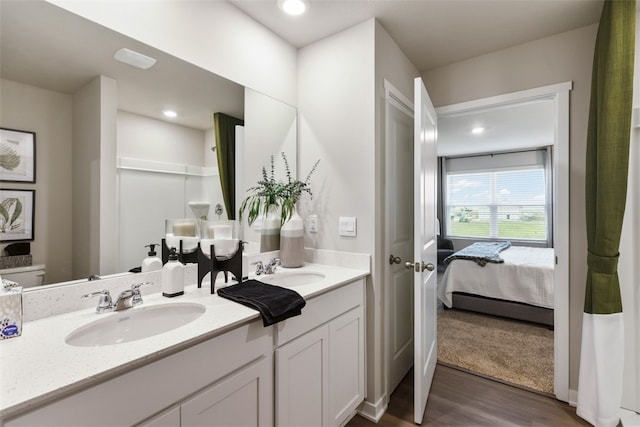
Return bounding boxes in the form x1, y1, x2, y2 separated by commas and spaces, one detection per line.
113, 48, 157, 70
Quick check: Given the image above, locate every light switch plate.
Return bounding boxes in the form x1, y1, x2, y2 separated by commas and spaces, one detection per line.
308, 215, 318, 233
339, 216, 357, 237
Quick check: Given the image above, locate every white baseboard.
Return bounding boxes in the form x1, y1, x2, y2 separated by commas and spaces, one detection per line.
621, 408, 640, 427
569, 389, 578, 407
357, 395, 388, 423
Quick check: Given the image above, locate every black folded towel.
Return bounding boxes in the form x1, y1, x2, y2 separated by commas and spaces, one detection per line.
217, 279, 306, 326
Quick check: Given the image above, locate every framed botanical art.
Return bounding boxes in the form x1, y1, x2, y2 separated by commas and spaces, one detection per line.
0, 128, 36, 183
0, 189, 35, 242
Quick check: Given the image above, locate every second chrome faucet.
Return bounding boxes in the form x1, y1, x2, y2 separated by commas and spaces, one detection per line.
83, 282, 152, 313
253, 258, 281, 275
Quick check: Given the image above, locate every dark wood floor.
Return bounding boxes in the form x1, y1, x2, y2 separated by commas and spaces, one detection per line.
347, 364, 589, 426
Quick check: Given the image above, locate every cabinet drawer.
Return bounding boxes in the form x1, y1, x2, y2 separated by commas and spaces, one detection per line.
276, 279, 363, 347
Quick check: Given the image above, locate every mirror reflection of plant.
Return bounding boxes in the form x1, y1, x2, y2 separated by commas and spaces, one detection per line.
281, 152, 319, 224
0, 197, 23, 233
239, 155, 285, 226
240, 153, 320, 226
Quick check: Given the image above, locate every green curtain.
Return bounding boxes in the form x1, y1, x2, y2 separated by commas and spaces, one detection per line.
577, 1, 634, 425
584, 0, 634, 315
214, 113, 244, 220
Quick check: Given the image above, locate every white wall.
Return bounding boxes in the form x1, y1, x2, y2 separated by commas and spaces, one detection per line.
45, 0, 297, 106
117, 112, 206, 166
298, 20, 376, 254
0, 79, 73, 284
72, 75, 118, 279
422, 23, 598, 393
298, 18, 420, 417
298, 19, 378, 410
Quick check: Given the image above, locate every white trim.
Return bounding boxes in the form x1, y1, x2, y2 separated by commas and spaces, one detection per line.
383, 80, 415, 405
436, 81, 573, 116
356, 395, 388, 423
553, 85, 570, 403
384, 79, 413, 116
435, 81, 572, 403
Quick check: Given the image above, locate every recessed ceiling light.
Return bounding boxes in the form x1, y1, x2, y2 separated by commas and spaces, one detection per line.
278, 0, 308, 16
113, 48, 157, 70
471, 126, 485, 135
163, 110, 177, 118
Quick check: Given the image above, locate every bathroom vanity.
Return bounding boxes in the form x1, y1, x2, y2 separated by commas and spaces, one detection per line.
0, 259, 368, 427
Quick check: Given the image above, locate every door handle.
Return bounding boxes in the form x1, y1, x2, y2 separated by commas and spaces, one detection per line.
404, 261, 436, 272
389, 254, 402, 265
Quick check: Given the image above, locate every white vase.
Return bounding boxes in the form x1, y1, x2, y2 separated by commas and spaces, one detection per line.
280, 207, 304, 268
260, 205, 281, 252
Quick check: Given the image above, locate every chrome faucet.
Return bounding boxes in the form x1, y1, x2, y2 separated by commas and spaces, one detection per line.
252, 258, 281, 275
82, 282, 152, 313
113, 289, 135, 311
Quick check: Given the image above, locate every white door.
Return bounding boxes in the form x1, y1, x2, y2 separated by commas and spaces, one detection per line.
384, 84, 416, 394
409, 77, 438, 424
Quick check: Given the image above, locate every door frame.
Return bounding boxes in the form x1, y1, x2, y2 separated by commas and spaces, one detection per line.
382, 79, 415, 401
435, 81, 572, 402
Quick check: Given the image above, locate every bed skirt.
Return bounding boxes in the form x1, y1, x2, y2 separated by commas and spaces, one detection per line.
451, 292, 554, 327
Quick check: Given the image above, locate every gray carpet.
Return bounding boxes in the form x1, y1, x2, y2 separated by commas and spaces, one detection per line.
437, 308, 554, 394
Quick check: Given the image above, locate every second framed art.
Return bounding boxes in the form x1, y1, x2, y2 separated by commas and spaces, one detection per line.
0, 189, 35, 242
0, 128, 36, 183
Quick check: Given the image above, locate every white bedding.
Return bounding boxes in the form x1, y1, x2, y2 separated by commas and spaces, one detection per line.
438, 246, 555, 309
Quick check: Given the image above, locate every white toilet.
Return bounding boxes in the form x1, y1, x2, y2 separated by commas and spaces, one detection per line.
0, 264, 46, 288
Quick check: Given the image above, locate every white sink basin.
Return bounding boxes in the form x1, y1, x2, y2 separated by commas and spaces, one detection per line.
258, 271, 325, 287
66, 303, 206, 347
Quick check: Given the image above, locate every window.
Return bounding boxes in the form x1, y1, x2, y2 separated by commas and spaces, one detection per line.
443, 149, 552, 243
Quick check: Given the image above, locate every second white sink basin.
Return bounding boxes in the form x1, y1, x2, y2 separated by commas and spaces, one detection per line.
258, 271, 325, 287
66, 302, 206, 347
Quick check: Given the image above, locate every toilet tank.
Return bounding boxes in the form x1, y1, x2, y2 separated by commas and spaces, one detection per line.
0, 264, 46, 288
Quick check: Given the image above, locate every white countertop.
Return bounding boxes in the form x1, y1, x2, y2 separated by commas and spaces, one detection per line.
0, 263, 368, 419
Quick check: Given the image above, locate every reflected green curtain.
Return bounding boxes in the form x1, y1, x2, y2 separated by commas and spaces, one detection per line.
577, 1, 634, 425
214, 113, 244, 220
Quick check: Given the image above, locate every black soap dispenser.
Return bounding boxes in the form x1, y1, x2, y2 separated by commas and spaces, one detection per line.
141, 244, 162, 272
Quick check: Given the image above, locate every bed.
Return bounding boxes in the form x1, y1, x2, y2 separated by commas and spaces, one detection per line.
438, 245, 555, 327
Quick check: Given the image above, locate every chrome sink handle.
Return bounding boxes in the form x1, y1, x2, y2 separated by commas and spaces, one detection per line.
82, 289, 114, 313
252, 261, 266, 275
131, 282, 152, 306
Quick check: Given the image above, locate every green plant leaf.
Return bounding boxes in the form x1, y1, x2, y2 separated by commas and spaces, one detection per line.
9, 199, 22, 226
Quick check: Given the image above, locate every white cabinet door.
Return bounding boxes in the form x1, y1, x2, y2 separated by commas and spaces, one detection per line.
137, 406, 180, 427
329, 306, 365, 427
181, 356, 273, 427
276, 325, 330, 427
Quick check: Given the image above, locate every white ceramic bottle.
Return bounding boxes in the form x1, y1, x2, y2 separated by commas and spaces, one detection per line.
162, 247, 184, 297
141, 244, 162, 272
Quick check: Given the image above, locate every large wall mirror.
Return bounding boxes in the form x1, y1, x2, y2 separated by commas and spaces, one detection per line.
0, 0, 296, 287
